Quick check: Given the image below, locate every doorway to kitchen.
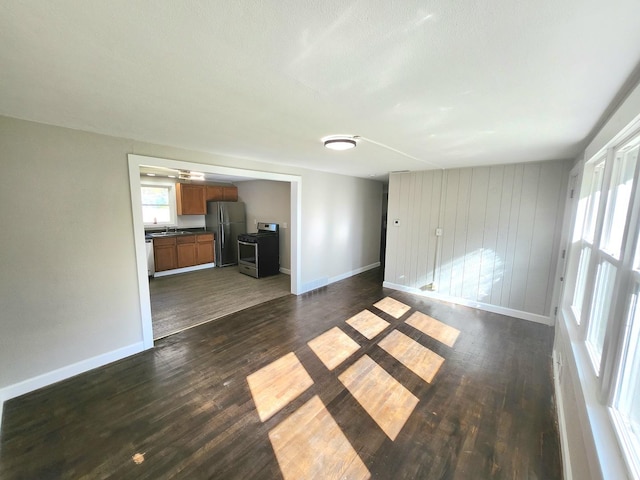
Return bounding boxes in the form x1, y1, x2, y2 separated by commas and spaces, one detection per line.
128, 154, 302, 349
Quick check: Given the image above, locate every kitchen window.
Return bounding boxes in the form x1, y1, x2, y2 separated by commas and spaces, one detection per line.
141, 184, 176, 226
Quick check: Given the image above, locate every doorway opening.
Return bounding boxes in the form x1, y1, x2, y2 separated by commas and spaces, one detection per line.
128, 154, 302, 349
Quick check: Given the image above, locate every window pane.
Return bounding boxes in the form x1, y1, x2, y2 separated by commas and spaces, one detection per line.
583, 159, 606, 243
571, 247, 591, 323
635, 220, 640, 273
601, 144, 638, 258
142, 205, 171, 224
141, 185, 173, 225
141, 186, 170, 206
613, 287, 640, 476
586, 261, 617, 373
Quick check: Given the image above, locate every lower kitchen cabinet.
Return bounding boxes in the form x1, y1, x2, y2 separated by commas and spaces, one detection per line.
176, 236, 197, 268
196, 233, 214, 264
153, 237, 177, 272
153, 233, 215, 273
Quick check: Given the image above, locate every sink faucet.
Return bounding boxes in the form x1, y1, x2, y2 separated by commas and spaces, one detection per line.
165, 226, 169, 233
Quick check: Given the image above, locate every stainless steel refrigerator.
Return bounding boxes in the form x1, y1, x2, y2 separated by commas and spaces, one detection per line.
205, 201, 246, 267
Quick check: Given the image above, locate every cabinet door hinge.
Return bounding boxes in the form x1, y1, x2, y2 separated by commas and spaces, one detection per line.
554, 307, 558, 316
561, 249, 566, 259
570, 189, 575, 199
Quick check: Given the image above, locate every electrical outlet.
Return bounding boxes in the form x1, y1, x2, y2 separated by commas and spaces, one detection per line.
282, 222, 288, 228
435, 228, 443, 236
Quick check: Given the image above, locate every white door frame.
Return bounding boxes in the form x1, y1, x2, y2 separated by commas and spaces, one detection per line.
127, 154, 302, 349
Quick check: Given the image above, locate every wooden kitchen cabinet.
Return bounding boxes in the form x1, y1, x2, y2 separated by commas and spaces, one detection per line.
153, 233, 214, 273
222, 186, 238, 201
176, 183, 206, 215
205, 186, 223, 201
196, 233, 214, 264
176, 235, 197, 268
205, 185, 238, 202
153, 237, 177, 272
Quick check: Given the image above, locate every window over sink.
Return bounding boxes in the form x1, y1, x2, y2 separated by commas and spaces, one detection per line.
141, 184, 176, 226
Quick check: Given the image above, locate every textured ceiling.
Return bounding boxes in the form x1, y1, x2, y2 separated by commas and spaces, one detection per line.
2, 1, 640, 180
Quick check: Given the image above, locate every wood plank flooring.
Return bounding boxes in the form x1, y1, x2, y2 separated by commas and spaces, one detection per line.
0, 268, 562, 479
150, 267, 291, 339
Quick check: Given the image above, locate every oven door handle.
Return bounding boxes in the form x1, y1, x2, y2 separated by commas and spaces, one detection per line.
238, 241, 255, 246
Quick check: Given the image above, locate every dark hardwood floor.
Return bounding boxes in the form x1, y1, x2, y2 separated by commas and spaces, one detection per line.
0, 268, 561, 479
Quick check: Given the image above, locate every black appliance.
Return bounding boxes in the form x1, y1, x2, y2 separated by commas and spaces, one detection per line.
237, 223, 280, 278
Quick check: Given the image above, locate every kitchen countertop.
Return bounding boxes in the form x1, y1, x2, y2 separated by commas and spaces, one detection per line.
145, 228, 213, 240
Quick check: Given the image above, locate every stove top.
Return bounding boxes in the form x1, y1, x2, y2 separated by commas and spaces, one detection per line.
242, 231, 277, 238
238, 222, 279, 243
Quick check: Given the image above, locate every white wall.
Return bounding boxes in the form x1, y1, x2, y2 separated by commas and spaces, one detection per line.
237, 180, 291, 271
384, 161, 570, 322
0, 115, 383, 408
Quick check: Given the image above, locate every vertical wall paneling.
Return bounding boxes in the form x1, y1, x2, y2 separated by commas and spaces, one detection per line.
481, 166, 505, 303
385, 174, 401, 282
439, 169, 460, 296
500, 164, 525, 309
509, 164, 541, 311
463, 168, 490, 301
428, 171, 444, 288
542, 162, 568, 316
524, 163, 562, 313
435, 170, 448, 291
385, 160, 568, 320
491, 165, 515, 305
452, 169, 472, 298
408, 172, 422, 286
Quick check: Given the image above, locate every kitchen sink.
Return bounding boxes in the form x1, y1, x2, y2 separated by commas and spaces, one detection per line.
149, 231, 191, 237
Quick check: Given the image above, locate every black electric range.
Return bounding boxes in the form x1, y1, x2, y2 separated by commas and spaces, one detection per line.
237, 222, 279, 278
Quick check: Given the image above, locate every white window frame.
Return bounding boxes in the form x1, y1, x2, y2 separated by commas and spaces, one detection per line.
560, 122, 640, 479
140, 181, 177, 227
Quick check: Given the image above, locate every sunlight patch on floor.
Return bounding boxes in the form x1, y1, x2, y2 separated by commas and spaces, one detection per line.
268, 395, 371, 480
378, 330, 444, 383
246, 352, 314, 422
406, 311, 461, 347
338, 355, 419, 440
308, 327, 361, 371
246, 297, 460, 478
346, 309, 390, 339
373, 297, 411, 318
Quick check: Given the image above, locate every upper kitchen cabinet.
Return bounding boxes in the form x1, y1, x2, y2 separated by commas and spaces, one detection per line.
206, 185, 238, 202
177, 183, 239, 215
176, 183, 206, 215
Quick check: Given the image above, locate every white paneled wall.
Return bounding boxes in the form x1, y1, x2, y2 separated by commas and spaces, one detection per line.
385, 160, 569, 319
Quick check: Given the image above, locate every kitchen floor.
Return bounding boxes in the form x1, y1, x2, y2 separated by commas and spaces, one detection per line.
149, 267, 291, 339
0, 268, 561, 479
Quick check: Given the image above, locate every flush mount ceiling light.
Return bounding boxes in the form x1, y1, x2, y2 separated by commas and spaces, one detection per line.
178, 170, 205, 181
323, 135, 358, 151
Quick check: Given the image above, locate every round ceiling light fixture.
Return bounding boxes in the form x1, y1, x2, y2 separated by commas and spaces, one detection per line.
323, 135, 358, 151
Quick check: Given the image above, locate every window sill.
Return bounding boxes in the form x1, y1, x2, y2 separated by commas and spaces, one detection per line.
557, 309, 631, 479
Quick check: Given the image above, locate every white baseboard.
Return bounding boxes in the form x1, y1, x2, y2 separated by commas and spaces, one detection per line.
0, 341, 144, 432
153, 263, 214, 277
279, 267, 291, 275
300, 262, 381, 294
382, 281, 553, 325
553, 349, 573, 480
